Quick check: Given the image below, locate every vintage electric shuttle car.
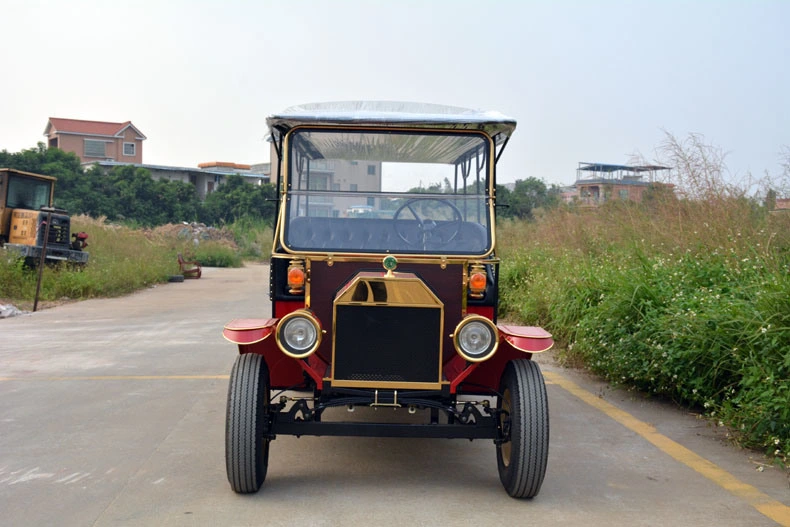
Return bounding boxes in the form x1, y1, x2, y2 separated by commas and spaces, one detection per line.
223, 102, 552, 498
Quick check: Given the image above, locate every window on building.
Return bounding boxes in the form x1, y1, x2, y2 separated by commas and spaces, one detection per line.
619, 189, 629, 200
367, 165, 376, 175
123, 143, 136, 156
309, 174, 328, 190
331, 183, 340, 191
350, 183, 358, 192
84, 140, 106, 158
312, 159, 335, 170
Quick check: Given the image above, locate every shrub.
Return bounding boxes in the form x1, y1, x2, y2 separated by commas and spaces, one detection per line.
0, 215, 272, 310
193, 242, 243, 268
0, 216, 175, 308
497, 199, 790, 462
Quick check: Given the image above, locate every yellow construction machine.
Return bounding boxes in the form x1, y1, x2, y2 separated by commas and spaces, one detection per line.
0, 168, 88, 265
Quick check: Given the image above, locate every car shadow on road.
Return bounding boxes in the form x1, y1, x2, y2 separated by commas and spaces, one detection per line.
260, 434, 503, 498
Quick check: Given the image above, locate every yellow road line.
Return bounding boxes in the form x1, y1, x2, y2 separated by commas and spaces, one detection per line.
0, 375, 229, 381
544, 370, 790, 527
2, 368, 787, 525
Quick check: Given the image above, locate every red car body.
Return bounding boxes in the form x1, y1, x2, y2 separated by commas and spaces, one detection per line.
223, 102, 552, 498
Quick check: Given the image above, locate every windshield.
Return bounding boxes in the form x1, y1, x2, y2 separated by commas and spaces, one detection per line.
282, 129, 492, 255
6, 175, 52, 210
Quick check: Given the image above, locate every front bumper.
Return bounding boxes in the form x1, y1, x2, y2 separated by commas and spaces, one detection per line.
5, 243, 89, 264
267, 387, 501, 440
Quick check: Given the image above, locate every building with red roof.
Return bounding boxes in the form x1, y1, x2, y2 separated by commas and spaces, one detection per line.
44, 118, 146, 164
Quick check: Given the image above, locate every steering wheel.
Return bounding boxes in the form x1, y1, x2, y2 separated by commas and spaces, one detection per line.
393, 198, 463, 249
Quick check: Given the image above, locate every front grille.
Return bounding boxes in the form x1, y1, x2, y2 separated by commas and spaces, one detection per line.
344, 373, 409, 382
36, 214, 71, 247
333, 305, 441, 386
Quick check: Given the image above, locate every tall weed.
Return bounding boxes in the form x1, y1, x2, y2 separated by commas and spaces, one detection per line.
226, 218, 273, 260
498, 195, 790, 462
0, 215, 269, 308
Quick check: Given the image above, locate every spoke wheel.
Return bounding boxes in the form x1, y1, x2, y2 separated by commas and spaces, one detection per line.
496, 359, 549, 498
226, 353, 270, 494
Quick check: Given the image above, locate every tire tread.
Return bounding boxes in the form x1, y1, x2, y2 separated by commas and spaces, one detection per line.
497, 359, 549, 498
225, 353, 269, 493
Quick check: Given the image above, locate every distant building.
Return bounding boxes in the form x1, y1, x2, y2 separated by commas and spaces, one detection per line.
44, 118, 146, 164
572, 162, 673, 206
559, 186, 577, 204
87, 161, 269, 200
774, 198, 790, 211
250, 162, 271, 175
269, 142, 382, 217
198, 161, 251, 172
45, 117, 273, 199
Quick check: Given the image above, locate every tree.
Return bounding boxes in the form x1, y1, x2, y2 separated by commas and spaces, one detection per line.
495, 184, 513, 218
200, 174, 276, 225
497, 177, 559, 219
1, 145, 276, 226
0, 145, 204, 225
105, 165, 201, 225
0, 143, 90, 212
0, 143, 83, 187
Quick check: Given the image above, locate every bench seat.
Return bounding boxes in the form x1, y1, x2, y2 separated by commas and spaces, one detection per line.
285, 217, 488, 254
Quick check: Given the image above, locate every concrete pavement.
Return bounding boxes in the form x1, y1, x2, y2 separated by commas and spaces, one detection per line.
0, 263, 788, 526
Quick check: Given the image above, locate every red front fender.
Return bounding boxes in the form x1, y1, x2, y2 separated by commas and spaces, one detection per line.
223, 318, 278, 345
455, 324, 553, 394
222, 318, 326, 389
497, 324, 554, 353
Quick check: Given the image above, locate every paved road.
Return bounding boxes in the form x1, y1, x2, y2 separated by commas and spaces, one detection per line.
1, 264, 788, 526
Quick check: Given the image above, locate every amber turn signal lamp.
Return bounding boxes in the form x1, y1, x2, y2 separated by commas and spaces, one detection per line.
468, 264, 487, 299
287, 259, 306, 294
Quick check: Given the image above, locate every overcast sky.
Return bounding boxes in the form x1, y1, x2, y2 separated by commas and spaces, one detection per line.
1, 0, 788, 189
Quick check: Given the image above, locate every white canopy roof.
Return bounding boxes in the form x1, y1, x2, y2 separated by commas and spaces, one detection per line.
267, 101, 517, 143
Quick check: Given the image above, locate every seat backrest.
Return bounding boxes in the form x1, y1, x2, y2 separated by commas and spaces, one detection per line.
285, 216, 488, 254
286, 217, 408, 251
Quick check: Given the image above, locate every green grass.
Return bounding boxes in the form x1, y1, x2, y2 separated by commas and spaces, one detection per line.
497, 199, 790, 463
225, 217, 274, 260
193, 242, 243, 268
2, 218, 174, 308
0, 216, 264, 309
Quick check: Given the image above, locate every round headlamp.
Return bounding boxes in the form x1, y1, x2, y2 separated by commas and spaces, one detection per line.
276, 310, 322, 359
453, 315, 498, 362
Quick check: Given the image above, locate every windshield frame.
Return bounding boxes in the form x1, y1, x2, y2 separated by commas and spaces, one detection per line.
277, 125, 497, 257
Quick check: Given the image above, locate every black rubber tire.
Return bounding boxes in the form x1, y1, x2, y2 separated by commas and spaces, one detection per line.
226, 353, 270, 493
496, 359, 549, 498
168, 275, 185, 283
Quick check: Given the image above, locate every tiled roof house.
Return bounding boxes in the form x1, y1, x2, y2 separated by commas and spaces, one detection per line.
44, 118, 146, 164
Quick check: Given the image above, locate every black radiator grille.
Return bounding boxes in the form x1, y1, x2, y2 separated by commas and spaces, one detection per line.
333, 305, 441, 385
36, 214, 71, 247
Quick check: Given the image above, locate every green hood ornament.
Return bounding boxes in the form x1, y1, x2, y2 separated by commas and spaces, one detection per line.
382, 255, 398, 277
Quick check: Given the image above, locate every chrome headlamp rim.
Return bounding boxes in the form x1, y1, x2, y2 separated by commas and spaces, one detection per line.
275, 309, 322, 359
452, 314, 498, 363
